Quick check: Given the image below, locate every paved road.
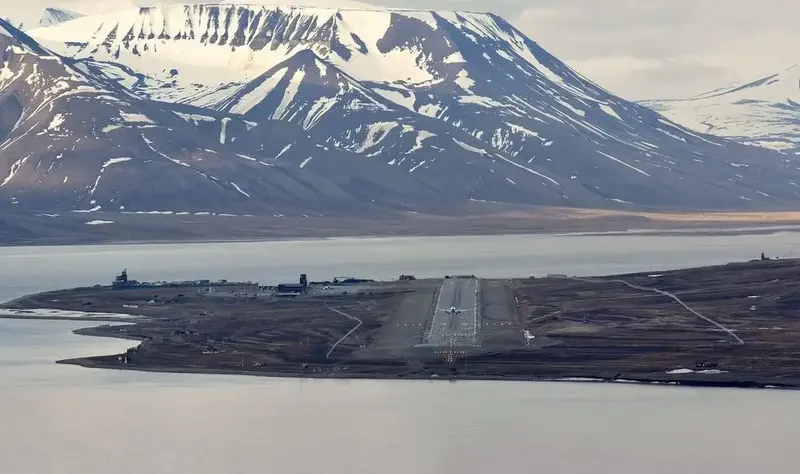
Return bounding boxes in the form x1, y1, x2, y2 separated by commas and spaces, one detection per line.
424, 278, 479, 346
325, 306, 363, 359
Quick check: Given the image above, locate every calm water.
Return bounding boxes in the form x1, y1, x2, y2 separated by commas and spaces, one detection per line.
2, 234, 800, 473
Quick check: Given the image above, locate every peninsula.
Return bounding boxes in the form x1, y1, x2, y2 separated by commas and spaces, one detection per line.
3, 257, 800, 389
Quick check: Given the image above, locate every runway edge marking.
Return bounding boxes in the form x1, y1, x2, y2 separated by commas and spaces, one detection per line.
474, 277, 481, 346
422, 279, 446, 345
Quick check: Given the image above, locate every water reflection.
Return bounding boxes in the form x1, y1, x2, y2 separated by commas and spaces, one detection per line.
1, 320, 797, 474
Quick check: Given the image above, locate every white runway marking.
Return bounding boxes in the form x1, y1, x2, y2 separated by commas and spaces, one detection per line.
426, 283, 447, 342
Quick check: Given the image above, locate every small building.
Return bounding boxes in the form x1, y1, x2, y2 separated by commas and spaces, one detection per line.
112, 269, 140, 289
276, 283, 305, 297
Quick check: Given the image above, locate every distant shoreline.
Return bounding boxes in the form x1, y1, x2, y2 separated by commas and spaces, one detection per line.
5, 205, 800, 247
3, 220, 800, 248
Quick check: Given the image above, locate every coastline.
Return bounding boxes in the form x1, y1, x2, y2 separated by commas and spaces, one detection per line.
57, 320, 800, 392
56, 354, 799, 391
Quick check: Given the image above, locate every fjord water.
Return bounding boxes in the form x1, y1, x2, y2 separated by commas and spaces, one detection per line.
2, 233, 800, 473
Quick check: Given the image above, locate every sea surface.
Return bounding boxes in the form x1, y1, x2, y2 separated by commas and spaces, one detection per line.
2, 233, 800, 473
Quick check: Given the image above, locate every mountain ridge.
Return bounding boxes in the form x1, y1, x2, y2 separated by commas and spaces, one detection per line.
1, 16, 462, 216
644, 64, 799, 153
2, 6, 799, 222
38, 7, 85, 28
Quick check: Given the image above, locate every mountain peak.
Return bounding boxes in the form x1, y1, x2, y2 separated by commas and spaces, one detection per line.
692, 64, 799, 102
217, 0, 379, 8
644, 63, 799, 151
27, 5, 594, 97
38, 7, 85, 28
0, 17, 53, 55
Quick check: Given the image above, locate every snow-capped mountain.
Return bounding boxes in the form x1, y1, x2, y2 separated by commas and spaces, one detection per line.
5, 5, 800, 217
645, 65, 800, 153
22, 0, 376, 29
0, 17, 460, 215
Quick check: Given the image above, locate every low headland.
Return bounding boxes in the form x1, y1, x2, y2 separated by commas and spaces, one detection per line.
3, 256, 800, 389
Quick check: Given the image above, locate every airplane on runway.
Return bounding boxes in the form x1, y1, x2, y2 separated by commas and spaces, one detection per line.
440, 305, 472, 315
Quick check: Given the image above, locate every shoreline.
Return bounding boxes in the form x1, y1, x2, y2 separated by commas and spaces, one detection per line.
57, 322, 800, 392
56, 355, 799, 391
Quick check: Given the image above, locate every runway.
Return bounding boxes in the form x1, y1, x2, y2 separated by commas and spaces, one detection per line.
423, 277, 479, 347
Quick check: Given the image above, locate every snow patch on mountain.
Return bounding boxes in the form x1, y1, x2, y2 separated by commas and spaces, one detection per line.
89, 157, 132, 194
120, 111, 154, 124
453, 138, 485, 155
176, 112, 216, 124
353, 122, 397, 152
599, 103, 623, 121
408, 130, 435, 153
275, 69, 306, 120
229, 68, 286, 114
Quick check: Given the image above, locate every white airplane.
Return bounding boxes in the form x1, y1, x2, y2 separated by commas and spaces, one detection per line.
441, 305, 472, 315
